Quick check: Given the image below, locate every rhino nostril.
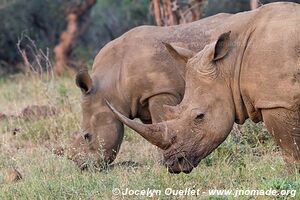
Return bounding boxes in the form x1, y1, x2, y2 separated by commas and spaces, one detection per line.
83, 133, 92, 142
177, 156, 185, 164
195, 113, 205, 120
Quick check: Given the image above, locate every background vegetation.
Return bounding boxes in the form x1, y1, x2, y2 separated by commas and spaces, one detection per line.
1, 0, 299, 76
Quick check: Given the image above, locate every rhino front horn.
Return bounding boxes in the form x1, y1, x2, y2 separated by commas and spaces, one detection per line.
105, 100, 172, 150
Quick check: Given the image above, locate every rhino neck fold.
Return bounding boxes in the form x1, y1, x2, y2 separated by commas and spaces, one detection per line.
231, 28, 256, 124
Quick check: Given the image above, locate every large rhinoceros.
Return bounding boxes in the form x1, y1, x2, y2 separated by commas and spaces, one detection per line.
67, 13, 232, 168
108, 2, 300, 173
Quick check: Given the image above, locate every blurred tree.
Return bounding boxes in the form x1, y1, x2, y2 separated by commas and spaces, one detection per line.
203, 0, 299, 16
203, 0, 250, 16
53, 0, 97, 75
150, 0, 204, 26
187, 0, 204, 21
76, 0, 151, 59
163, 0, 176, 25
0, 0, 299, 77
250, 0, 259, 9
0, 0, 65, 75
152, 0, 163, 25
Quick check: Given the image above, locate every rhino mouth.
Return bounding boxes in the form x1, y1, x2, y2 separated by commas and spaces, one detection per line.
164, 154, 201, 174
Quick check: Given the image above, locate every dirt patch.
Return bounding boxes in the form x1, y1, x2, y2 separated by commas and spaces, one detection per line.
1, 105, 58, 122
20, 105, 57, 120
0, 112, 7, 121
3, 168, 22, 183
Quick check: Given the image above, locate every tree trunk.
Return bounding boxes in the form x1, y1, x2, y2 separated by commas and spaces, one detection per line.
53, 13, 77, 75
152, 0, 163, 26
250, 0, 258, 10
53, 0, 96, 75
151, 0, 204, 26
189, 0, 203, 21
163, 0, 176, 26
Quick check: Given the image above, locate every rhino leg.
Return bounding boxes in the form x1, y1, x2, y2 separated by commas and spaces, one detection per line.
148, 94, 181, 123
262, 108, 300, 170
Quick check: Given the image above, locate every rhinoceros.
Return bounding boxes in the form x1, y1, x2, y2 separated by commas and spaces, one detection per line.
67, 13, 232, 168
108, 2, 300, 173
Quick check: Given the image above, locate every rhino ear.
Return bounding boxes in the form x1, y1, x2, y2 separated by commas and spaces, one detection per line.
76, 70, 93, 94
163, 42, 195, 63
209, 31, 231, 61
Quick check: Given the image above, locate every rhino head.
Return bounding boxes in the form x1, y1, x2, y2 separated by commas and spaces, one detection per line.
107, 31, 236, 173
67, 70, 124, 169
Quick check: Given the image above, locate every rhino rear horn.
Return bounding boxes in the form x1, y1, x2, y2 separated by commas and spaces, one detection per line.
163, 42, 195, 63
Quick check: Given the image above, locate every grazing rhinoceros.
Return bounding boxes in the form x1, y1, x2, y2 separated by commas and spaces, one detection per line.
107, 2, 300, 173
67, 13, 232, 168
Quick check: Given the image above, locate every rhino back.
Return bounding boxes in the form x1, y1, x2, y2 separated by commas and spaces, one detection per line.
90, 13, 232, 107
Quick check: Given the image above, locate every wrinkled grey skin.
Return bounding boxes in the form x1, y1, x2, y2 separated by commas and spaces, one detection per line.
68, 13, 232, 168
108, 2, 300, 173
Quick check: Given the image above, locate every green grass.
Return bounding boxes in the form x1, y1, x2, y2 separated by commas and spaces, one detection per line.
0, 74, 299, 199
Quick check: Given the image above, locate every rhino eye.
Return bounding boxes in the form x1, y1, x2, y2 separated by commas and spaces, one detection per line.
195, 113, 205, 120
